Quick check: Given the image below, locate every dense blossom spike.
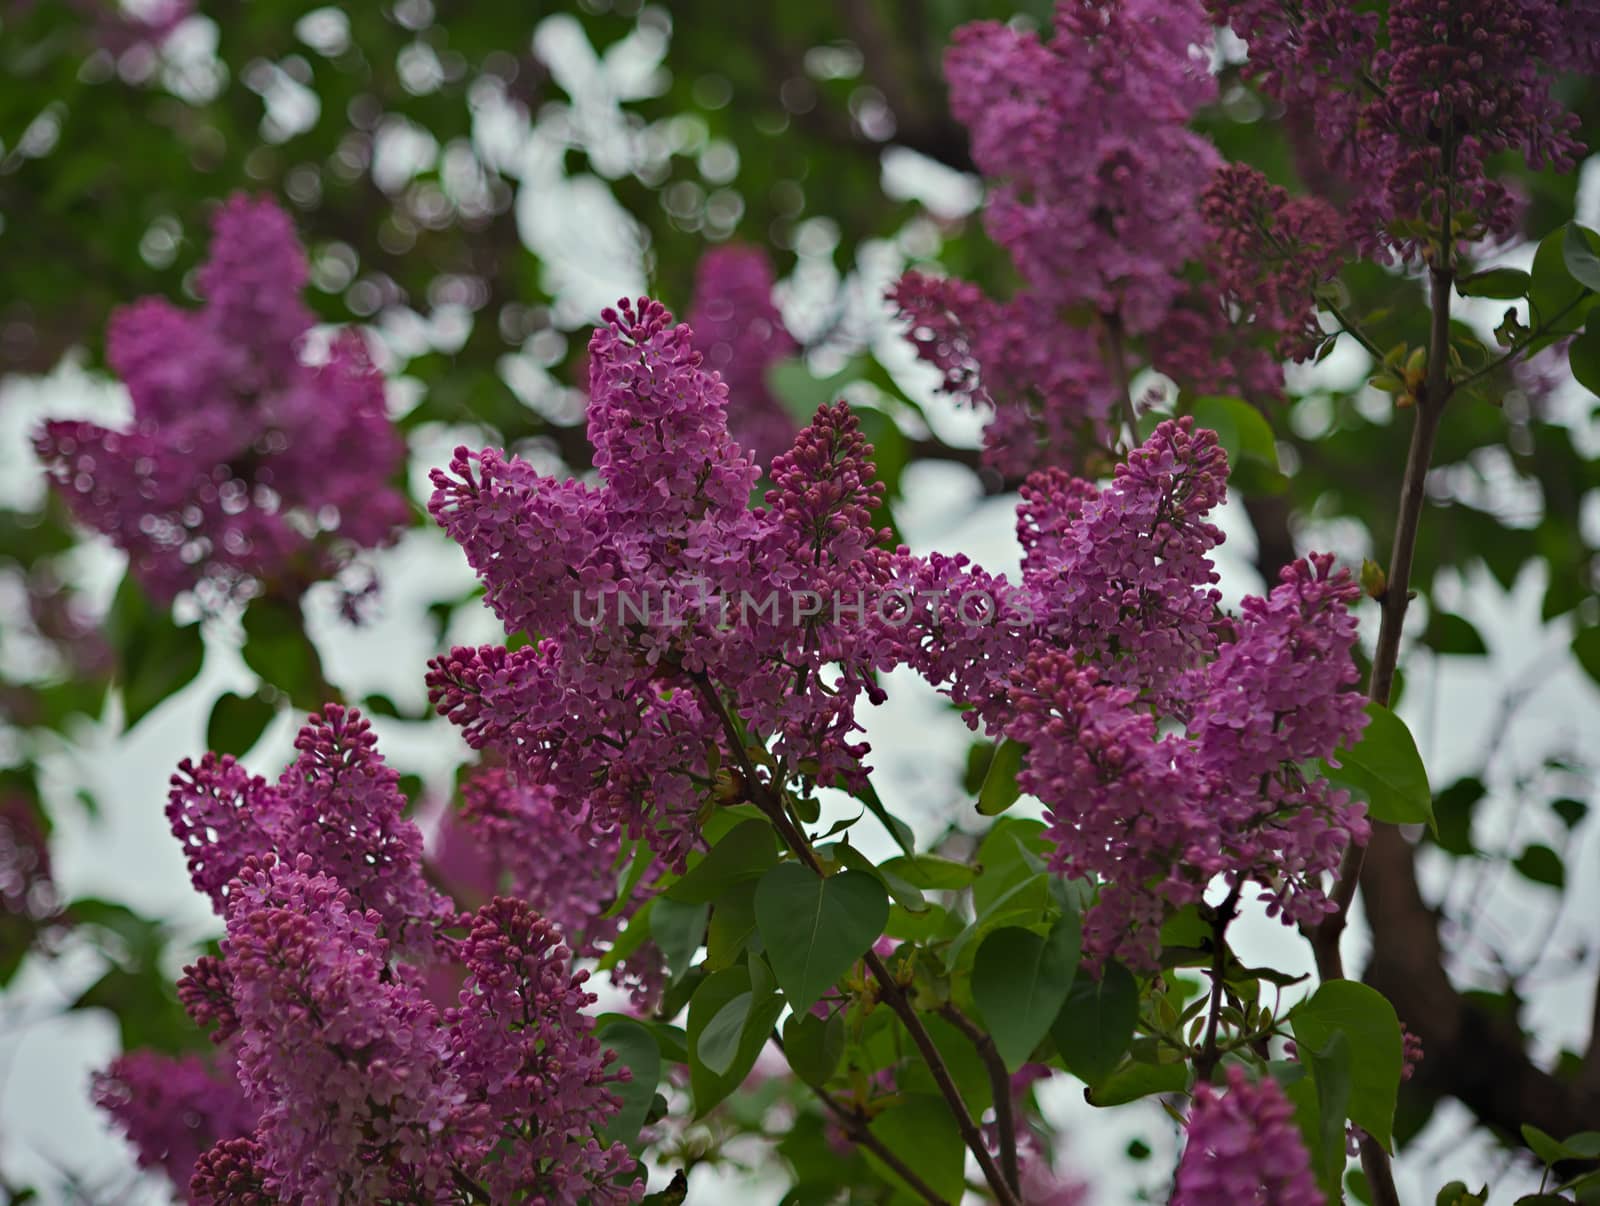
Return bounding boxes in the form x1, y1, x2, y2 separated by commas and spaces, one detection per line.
166, 707, 450, 945
944, 0, 1218, 330
92, 1051, 257, 1194
1201, 165, 1347, 361
1208, 0, 1584, 253
688, 244, 799, 465
429, 303, 908, 862
34, 194, 408, 605
178, 953, 241, 1042
1017, 417, 1228, 708
223, 856, 464, 1202
452, 768, 665, 1012
1173, 1066, 1324, 1205
447, 897, 641, 1202
1003, 548, 1369, 969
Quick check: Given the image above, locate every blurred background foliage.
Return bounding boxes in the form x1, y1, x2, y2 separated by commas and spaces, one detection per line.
3, 0, 1600, 1200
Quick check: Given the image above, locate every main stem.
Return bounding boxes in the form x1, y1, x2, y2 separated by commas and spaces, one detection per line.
1313, 203, 1455, 1206
688, 675, 1021, 1206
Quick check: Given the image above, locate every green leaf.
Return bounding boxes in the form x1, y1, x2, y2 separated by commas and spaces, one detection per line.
1564, 222, 1600, 292
1430, 777, 1485, 857
665, 820, 778, 904
1050, 959, 1138, 1086
1292, 981, 1404, 1151
1327, 703, 1434, 834
596, 1017, 660, 1147
1455, 267, 1532, 299
866, 1094, 965, 1201
1513, 843, 1565, 888
1521, 1124, 1569, 1167
1531, 226, 1596, 334
1568, 322, 1600, 395
1423, 612, 1487, 656
828, 842, 926, 912
649, 898, 709, 986
697, 991, 754, 1076
753, 863, 888, 1015
879, 853, 978, 890
974, 916, 1081, 1069
1573, 625, 1600, 688
108, 575, 205, 730
1189, 395, 1285, 494
206, 690, 276, 756
977, 737, 1025, 816
766, 355, 868, 426
241, 597, 328, 711
782, 1011, 844, 1087
1085, 1059, 1188, 1106
686, 965, 785, 1115
971, 819, 1051, 919
1293, 1032, 1354, 1198
706, 880, 760, 971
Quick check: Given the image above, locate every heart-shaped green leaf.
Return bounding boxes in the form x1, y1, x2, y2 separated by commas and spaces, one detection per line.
754, 863, 888, 1015
973, 915, 1081, 1069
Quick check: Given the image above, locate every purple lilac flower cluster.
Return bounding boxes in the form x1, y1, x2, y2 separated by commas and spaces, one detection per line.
427, 300, 897, 868
1208, 0, 1586, 254
1173, 1066, 1323, 1205
98, 706, 641, 1203
687, 244, 800, 467
35, 195, 408, 607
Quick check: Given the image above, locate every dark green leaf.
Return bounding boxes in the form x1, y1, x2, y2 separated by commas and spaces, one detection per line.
241, 597, 329, 711
596, 1018, 660, 1148
977, 737, 1025, 816
1423, 612, 1487, 656
649, 898, 710, 985
1572, 626, 1600, 688
866, 1094, 965, 1201
880, 853, 978, 891
697, 991, 754, 1077
782, 1011, 844, 1087
206, 690, 276, 756
665, 820, 778, 904
1291, 981, 1403, 1151
1085, 1059, 1188, 1106
1327, 703, 1434, 833
753, 863, 888, 1015
1293, 1032, 1353, 1198
1455, 267, 1531, 299
707, 880, 761, 970
1513, 843, 1565, 888
1051, 959, 1138, 1086
1564, 222, 1600, 291
1569, 322, 1600, 395
852, 777, 916, 856
686, 964, 785, 1116
973, 915, 1081, 1069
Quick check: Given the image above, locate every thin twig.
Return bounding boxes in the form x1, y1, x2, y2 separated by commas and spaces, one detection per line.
939, 1003, 1021, 1194
1195, 884, 1243, 1083
687, 673, 1021, 1206
811, 1080, 955, 1205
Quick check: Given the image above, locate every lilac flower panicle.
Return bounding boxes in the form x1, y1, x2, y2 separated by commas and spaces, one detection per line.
1173, 1066, 1324, 1205
1017, 417, 1228, 708
447, 897, 642, 1202
688, 244, 799, 466
1209, 0, 1584, 253
222, 856, 462, 1202
454, 768, 665, 1012
166, 706, 450, 946
92, 1051, 256, 1194
35, 194, 408, 605
430, 302, 905, 865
